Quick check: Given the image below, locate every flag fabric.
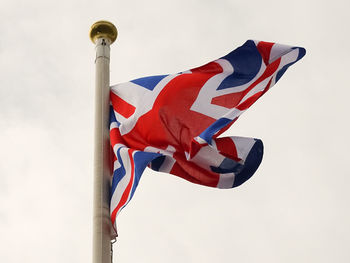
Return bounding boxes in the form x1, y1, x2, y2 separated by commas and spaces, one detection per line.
109, 40, 306, 228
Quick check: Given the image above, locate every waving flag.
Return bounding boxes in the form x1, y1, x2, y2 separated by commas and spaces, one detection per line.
109, 40, 306, 228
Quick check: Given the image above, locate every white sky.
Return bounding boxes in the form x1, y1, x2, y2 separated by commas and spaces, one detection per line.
1, 0, 349, 262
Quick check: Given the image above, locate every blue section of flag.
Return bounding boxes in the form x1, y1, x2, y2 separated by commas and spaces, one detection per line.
110, 147, 127, 199
210, 158, 244, 174
199, 118, 232, 144
131, 75, 168, 90
232, 139, 263, 187
129, 151, 161, 201
110, 106, 120, 127
150, 155, 166, 171
218, 40, 262, 90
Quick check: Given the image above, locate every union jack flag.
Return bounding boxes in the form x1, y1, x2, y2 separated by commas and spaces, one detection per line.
109, 40, 306, 229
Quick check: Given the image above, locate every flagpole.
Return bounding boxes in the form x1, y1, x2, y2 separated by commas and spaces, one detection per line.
89, 21, 118, 263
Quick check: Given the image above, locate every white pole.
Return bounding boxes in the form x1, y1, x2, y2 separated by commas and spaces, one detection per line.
89, 21, 118, 263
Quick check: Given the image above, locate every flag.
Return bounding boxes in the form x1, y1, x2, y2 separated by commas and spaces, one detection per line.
109, 40, 306, 228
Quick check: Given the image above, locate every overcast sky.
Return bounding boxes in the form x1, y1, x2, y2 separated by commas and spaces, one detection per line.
1, 0, 349, 262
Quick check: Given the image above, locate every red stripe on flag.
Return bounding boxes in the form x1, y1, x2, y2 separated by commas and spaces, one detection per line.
236, 91, 264, 111
215, 137, 240, 161
189, 139, 203, 159
110, 91, 136, 118
237, 78, 273, 111
125, 62, 222, 154
241, 57, 280, 99
257, 41, 274, 65
111, 149, 135, 225
211, 90, 245, 109
191, 61, 223, 74
110, 127, 125, 148
170, 155, 219, 187
210, 58, 280, 110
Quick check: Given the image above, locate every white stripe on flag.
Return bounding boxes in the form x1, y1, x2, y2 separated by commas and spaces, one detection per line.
217, 173, 235, 189
239, 76, 272, 103
110, 148, 133, 219
269, 43, 293, 64
232, 137, 256, 161
277, 48, 300, 70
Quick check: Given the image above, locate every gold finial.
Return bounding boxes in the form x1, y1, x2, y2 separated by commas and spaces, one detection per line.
89, 20, 118, 44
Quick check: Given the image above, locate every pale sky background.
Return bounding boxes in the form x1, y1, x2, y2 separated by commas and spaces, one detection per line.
1, 0, 349, 262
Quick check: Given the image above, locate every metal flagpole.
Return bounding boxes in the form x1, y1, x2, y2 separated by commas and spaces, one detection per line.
89, 21, 118, 263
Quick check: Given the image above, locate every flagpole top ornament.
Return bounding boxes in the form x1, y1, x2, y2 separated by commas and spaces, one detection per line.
89, 20, 118, 44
